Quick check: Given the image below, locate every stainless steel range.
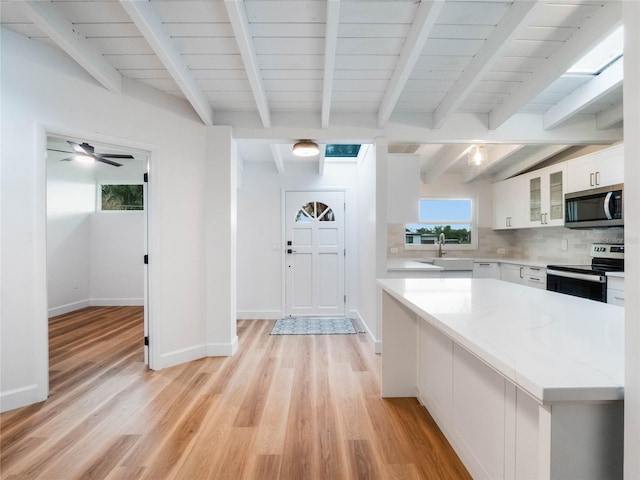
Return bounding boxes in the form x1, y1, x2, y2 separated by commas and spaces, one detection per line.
546, 243, 624, 302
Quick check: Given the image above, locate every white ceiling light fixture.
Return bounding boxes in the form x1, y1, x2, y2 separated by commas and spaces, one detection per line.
75, 155, 95, 163
292, 140, 320, 157
468, 145, 487, 166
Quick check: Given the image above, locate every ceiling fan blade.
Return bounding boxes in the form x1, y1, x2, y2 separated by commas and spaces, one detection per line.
48, 148, 73, 154
60, 157, 73, 162
67, 140, 92, 154
98, 153, 135, 159
95, 156, 123, 167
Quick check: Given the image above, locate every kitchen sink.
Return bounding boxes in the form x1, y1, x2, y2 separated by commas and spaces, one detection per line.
420, 258, 474, 271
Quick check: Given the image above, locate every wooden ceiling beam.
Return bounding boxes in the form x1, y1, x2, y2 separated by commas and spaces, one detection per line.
21, 1, 122, 93
432, 0, 538, 129
377, 0, 444, 128
596, 102, 623, 130
270, 144, 285, 174
421, 144, 469, 184
120, 0, 214, 125
462, 144, 524, 183
492, 145, 571, 182
489, 1, 622, 130
224, 0, 271, 128
544, 58, 623, 130
322, 0, 340, 129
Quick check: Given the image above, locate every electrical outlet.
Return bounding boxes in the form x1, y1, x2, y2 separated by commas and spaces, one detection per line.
561, 239, 568, 251
390, 247, 399, 254
497, 248, 506, 255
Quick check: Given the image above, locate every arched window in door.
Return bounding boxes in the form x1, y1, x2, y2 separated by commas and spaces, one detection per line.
294, 201, 335, 223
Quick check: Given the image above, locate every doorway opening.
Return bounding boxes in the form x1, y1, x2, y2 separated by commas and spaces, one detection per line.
45, 134, 150, 385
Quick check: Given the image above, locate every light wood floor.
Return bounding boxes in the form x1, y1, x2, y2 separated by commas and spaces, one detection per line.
0, 307, 471, 479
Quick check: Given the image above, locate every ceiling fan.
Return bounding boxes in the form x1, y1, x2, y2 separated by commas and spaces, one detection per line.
49, 141, 134, 167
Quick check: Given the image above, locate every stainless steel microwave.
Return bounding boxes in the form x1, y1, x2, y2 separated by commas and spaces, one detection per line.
565, 184, 623, 228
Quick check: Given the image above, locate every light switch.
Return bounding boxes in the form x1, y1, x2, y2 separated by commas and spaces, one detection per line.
390, 247, 398, 254
561, 239, 568, 251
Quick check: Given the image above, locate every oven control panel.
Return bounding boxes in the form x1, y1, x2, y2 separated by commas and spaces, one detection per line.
590, 243, 624, 259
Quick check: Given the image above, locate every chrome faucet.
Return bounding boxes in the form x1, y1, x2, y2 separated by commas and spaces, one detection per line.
437, 233, 446, 257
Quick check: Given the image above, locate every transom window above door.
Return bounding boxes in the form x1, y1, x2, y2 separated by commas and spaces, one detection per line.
295, 201, 335, 223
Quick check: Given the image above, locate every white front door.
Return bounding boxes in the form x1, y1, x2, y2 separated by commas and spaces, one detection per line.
285, 191, 345, 317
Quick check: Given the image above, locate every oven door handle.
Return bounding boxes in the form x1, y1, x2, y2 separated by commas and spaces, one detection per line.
547, 269, 606, 283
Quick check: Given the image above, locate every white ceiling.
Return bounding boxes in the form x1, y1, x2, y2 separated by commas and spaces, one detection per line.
1, 0, 624, 182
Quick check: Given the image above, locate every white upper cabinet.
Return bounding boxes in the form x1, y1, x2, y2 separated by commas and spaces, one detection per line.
566, 144, 624, 193
492, 175, 527, 229
493, 164, 565, 230
524, 164, 566, 228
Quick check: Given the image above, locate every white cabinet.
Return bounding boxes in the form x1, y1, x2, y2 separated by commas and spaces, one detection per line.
492, 176, 527, 229
525, 164, 566, 227
607, 276, 625, 306
492, 164, 565, 230
501, 264, 546, 289
473, 262, 500, 279
566, 144, 624, 193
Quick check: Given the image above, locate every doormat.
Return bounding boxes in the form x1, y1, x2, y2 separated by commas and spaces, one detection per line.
271, 317, 356, 335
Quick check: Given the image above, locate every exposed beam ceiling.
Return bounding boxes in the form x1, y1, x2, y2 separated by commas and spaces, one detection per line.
489, 1, 622, 130
270, 144, 285, 174
432, 0, 538, 129
492, 145, 571, 182
596, 103, 624, 130
421, 145, 469, 184
119, 0, 214, 126
224, 0, 271, 128
377, 0, 443, 128
544, 58, 623, 130
462, 144, 524, 183
21, 1, 122, 93
322, 0, 340, 129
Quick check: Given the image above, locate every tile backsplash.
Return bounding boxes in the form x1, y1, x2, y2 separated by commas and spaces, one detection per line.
388, 224, 624, 265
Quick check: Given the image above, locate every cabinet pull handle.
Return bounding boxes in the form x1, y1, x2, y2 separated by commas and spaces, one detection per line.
590, 172, 595, 186
530, 267, 540, 271
478, 263, 490, 266
519, 267, 523, 279
530, 277, 541, 281
595, 171, 600, 185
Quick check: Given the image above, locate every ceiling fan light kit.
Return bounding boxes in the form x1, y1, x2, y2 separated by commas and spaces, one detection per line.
56, 140, 133, 167
292, 140, 320, 157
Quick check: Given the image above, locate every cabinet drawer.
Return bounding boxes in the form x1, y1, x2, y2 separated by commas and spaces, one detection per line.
607, 289, 625, 306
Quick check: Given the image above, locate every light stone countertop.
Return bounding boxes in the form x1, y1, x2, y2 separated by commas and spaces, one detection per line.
387, 259, 444, 271
606, 271, 625, 278
388, 257, 549, 269
378, 277, 624, 403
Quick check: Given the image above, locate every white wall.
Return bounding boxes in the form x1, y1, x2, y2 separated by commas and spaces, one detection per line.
90, 212, 144, 306
1, 28, 234, 411
356, 145, 378, 339
46, 159, 95, 315
236, 158, 363, 324
624, 2, 640, 477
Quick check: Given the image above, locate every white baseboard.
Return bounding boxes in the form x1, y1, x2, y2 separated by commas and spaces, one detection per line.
236, 310, 281, 320
350, 309, 380, 352
0, 384, 45, 413
159, 344, 208, 369
48, 299, 91, 318
48, 298, 144, 318
159, 337, 239, 369
207, 336, 239, 356
90, 298, 144, 307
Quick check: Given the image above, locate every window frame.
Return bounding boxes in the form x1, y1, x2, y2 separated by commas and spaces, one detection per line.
404, 197, 478, 252
97, 182, 145, 212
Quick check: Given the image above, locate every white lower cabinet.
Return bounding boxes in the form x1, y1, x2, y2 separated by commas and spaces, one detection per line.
500, 263, 546, 289
607, 276, 625, 306
473, 262, 500, 279
416, 319, 622, 480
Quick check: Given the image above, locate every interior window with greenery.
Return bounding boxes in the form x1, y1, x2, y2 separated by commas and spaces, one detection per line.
405, 198, 475, 249
100, 184, 144, 211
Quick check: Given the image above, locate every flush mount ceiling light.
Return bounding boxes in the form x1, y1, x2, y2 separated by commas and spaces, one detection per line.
292, 140, 320, 157
468, 144, 487, 166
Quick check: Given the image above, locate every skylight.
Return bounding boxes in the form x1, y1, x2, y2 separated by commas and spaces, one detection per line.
567, 26, 623, 75
325, 144, 361, 158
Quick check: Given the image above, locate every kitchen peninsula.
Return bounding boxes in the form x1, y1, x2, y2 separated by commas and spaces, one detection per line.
378, 277, 624, 480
